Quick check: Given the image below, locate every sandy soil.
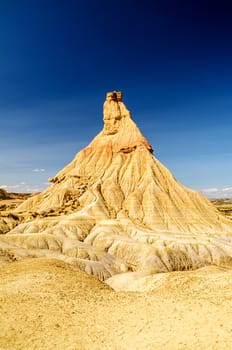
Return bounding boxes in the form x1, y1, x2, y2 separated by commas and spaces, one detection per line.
1, 258, 232, 350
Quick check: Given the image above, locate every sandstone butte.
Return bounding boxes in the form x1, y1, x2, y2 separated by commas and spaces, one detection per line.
1, 91, 232, 291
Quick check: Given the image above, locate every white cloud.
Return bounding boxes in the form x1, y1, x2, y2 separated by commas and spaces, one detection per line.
201, 187, 232, 198
7, 185, 21, 189
0, 182, 48, 193
0, 184, 21, 192
201, 188, 218, 193
222, 187, 232, 192
25, 187, 41, 193
32, 168, 45, 172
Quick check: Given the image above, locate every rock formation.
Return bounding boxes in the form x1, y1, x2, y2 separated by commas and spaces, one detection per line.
1, 92, 232, 287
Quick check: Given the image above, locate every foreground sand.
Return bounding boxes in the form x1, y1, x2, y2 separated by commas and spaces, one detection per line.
1, 258, 232, 349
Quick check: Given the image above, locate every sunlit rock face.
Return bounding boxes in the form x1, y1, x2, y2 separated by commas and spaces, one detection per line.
1, 92, 232, 288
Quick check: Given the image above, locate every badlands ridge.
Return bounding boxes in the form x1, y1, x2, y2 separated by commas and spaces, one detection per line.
1, 91, 232, 291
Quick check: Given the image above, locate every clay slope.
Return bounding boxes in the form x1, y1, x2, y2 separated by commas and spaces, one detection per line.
1, 91, 232, 287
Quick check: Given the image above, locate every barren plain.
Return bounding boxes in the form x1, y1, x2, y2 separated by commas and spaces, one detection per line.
1, 257, 232, 350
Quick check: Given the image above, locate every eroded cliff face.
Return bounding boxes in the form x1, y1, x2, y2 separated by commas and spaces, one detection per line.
1, 92, 232, 289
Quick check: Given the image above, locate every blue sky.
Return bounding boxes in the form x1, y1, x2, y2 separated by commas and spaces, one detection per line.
0, 0, 232, 197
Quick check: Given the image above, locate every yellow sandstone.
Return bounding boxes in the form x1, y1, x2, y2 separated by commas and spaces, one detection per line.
1, 92, 232, 289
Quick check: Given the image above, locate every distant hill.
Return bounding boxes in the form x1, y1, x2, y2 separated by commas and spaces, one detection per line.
0, 188, 12, 200
0, 188, 31, 201
0, 189, 32, 215
210, 198, 232, 220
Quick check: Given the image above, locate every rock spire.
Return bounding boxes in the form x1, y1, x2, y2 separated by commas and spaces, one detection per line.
1, 92, 232, 289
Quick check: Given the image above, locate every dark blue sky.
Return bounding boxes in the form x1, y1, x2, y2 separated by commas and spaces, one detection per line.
0, 0, 232, 197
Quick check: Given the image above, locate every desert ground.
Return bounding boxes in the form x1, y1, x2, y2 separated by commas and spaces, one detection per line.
1, 181, 232, 349
0, 257, 232, 350
1, 190, 232, 350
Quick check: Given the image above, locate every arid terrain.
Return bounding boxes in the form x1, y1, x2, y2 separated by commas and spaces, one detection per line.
1, 257, 232, 350
1, 178, 232, 349
1, 92, 232, 349
210, 198, 232, 220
